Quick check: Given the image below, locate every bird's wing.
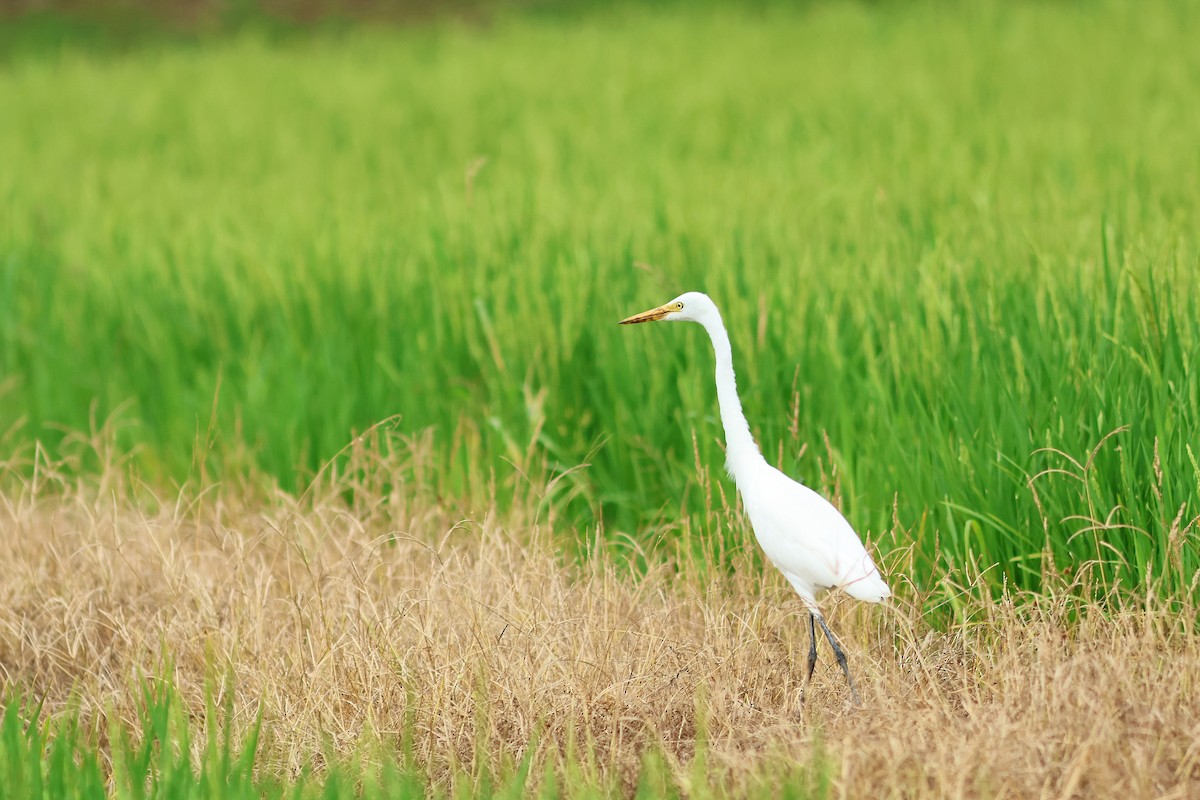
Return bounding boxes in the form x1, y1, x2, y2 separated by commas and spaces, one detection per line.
741, 466, 889, 601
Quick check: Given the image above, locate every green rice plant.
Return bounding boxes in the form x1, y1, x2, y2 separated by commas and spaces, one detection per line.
0, 0, 1197, 596
0, 681, 834, 799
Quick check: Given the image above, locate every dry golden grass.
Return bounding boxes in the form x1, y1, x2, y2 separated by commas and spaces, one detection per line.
1, 440, 1199, 798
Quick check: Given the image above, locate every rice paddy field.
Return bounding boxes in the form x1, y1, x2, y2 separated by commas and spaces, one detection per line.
1, 0, 1199, 796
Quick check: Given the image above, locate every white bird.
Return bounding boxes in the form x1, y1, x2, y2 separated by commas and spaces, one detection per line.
620, 291, 890, 703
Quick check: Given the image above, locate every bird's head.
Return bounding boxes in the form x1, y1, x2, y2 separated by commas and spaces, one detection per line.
618, 291, 718, 326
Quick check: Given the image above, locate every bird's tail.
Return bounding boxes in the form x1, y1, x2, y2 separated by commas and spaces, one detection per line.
843, 558, 892, 603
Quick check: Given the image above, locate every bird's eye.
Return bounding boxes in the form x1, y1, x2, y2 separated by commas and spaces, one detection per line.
676, 302, 684, 310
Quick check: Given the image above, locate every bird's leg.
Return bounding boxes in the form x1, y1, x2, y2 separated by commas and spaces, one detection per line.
805, 611, 819, 684
815, 614, 862, 706
799, 610, 819, 705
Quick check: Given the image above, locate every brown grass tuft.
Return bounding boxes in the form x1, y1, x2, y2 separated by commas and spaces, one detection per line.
1, 439, 1198, 798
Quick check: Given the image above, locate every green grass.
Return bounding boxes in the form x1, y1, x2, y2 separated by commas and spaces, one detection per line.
2, 0, 1199, 596
0, 683, 833, 799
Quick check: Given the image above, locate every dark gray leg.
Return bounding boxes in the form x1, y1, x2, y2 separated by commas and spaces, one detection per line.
805, 612, 819, 684
815, 614, 862, 705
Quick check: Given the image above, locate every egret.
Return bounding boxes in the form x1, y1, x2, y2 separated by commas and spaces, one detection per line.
620, 292, 889, 704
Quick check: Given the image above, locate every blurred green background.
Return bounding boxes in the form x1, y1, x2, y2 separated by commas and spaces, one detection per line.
2, 0, 1198, 594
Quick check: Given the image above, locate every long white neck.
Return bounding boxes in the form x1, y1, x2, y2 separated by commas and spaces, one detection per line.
699, 314, 764, 481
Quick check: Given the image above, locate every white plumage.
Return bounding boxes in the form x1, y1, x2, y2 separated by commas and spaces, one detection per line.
738, 460, 891, 605
621, 290, 889, 703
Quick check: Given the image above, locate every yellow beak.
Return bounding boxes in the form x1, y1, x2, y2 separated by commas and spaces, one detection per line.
619, 303, 676, 325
